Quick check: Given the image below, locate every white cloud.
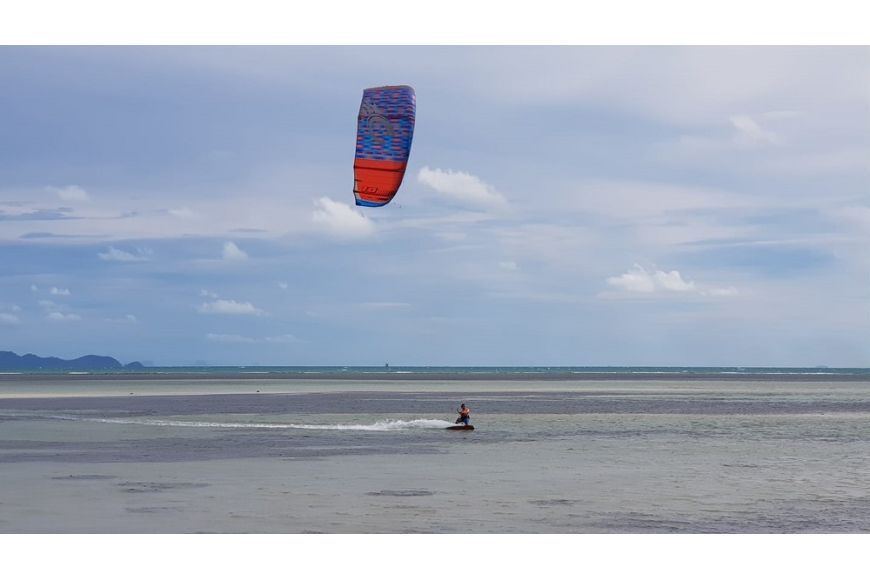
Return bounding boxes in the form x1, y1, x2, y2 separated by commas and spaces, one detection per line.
200, 289, 219, 299
729, 114, 779, 147
46, 312, 81, 322
498, 261, 519, 271
0, 312, 20, 325
98, 246, 152, 262
50, 287, 71, 296
30, 284, 39, 293
606, 264, 696, 293
311, 197, 374, 239
653, 269, 697, 292
168, 207, 199, 219
607, 265, 660, 293
47, 185, 90, 202
278, 282, 289, 290
605, 264, 739, 298
197, 299, 265, 316
418, 166, 507, 208
38, 300, 57, 310
222, 241, 248, 261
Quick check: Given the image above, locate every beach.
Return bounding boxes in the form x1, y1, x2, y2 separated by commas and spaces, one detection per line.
2, 371, 870, 533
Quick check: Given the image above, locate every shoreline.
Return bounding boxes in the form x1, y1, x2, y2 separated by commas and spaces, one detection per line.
1, 373, 869, 401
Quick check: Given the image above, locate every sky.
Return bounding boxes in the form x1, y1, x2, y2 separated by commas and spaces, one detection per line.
0, 46, 868, 366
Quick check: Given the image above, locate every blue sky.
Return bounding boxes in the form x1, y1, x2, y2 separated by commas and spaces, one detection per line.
1, 46, 868, 366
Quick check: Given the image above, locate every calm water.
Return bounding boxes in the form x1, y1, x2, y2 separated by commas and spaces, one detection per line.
2, 372, 870, 532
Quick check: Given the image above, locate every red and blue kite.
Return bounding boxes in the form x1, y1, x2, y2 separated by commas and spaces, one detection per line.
353, 85, 416, 207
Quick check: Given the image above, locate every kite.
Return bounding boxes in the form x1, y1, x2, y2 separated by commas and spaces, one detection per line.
353, 85, 416, 207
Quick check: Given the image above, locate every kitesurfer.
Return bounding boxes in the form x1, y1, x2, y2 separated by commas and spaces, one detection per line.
455, 403, 471, 426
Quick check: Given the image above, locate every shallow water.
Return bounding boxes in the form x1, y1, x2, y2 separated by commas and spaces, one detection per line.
2, 378, 870, 532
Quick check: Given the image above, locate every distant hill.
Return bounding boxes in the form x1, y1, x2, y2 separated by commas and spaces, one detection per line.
0, 351, 144, 371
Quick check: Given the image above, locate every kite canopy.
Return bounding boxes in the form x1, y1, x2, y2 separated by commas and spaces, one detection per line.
353, 85, 416, 207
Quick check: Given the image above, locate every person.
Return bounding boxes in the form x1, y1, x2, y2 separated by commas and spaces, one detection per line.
455, 403, 471, 425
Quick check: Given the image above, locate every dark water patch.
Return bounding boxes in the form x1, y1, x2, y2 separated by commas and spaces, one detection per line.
367, 489, 435, 497
529, 498, 583, 507
386, 506, 437, 513
0, 441, 72, 451
125, 506, 177, 514
118, 481, 209, 493
51, 474, 118, 481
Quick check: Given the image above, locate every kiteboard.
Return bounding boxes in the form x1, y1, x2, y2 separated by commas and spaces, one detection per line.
446, 425, 474, 431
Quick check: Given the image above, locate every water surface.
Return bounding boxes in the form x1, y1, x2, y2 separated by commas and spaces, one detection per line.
2, 374, 869, 532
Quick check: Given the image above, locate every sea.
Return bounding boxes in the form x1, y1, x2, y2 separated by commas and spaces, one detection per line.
2, 366, 870, 533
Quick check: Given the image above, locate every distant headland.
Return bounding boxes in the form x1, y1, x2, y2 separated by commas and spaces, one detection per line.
0, 351, 144, 371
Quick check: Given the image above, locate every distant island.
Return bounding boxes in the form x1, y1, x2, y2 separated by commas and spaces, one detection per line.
0, 351, 144, 371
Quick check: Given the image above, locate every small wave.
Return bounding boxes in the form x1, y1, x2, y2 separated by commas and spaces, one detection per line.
14, 413, 454, 432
